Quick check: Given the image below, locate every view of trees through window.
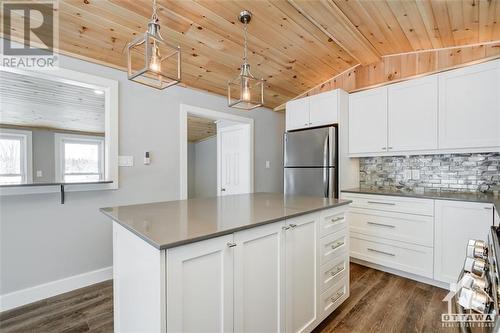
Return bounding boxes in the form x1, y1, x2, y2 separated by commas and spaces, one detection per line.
63, 141, 102, 182
0, 137, 23, 184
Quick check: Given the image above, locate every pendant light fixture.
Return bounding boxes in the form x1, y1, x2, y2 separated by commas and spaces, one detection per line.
227, 10, 264, 110
126, 0, 181, 89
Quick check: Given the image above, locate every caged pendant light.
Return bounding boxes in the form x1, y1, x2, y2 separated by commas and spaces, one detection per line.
126, 0, 181, 89
227, 10, 264, 110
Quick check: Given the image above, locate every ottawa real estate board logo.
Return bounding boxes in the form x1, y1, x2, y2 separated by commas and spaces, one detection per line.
1, 1, 59, 69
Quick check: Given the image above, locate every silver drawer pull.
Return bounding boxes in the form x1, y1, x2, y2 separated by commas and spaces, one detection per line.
329, 216, 345, 223
329, 265, 344, 276
367, 201, 396, 206
330, 291, 344, 303
289, 223, 297, 228
485, 207, 493, 210
367, 221, 395, 228
227, 242, 237, 248
367, 248, 395, 257
330, 241, 344, 250
282, 226, 290, 231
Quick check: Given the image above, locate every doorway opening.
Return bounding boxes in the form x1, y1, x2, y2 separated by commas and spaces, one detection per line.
180, 105, 254, 200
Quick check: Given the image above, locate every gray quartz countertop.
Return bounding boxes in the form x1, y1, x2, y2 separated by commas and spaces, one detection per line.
101, 192, 351, 250
342, 187, 499, 209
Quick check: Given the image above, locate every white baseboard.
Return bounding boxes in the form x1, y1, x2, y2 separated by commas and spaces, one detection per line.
351, 257, 450, 290
0, 266, 112, 312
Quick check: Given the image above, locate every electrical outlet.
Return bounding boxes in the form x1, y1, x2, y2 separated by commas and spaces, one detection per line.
36, 170, 43, 178
412, 169, 420, 180
119, 155, 134, 167
404, 169, 412, 180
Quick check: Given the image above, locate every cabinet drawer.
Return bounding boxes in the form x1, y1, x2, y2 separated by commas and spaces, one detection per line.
319, 255, 348, 292
349, 208, 433, 247
319, 208, 347, 237
319, 277, 348, 319
342, 193, 434, 216
320, 229, 348, 265
350, 233, 433, 279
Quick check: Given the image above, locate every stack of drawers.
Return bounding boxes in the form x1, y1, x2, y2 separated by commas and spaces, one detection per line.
342, 193, 435, 279
316, 206, 349, 320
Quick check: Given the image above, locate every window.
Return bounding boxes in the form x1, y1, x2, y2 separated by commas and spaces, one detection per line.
0, 129, 32, 185
55, 134, 104, 183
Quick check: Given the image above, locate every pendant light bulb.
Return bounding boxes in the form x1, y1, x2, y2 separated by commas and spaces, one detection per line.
150, 42, 161, 73
242, 77, 251, 101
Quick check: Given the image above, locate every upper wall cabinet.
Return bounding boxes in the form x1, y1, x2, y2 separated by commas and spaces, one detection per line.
348, 59, 500, 157
388, 75, 438, 152
286, 90, 339, 131
438, 60, 500, 150
348, 86, 387, 154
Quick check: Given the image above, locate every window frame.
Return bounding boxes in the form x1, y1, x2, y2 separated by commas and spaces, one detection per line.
54, 133, 105, 183
0, 128, 33, 184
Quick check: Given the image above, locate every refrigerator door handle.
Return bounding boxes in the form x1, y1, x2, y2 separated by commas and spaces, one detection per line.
323, 133, 329, 197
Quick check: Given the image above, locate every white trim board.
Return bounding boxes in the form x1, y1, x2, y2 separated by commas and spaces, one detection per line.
179, 104, 255, 200
0, 266, 112, 312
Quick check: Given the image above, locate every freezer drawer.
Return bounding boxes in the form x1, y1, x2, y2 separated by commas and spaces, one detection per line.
284, 167, 336, 197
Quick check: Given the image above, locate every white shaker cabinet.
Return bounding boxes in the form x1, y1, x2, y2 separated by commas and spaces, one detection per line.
309, 90, 339, 127
233, 221, 286, 333
434, 200, 494, 284
166, 234, 234, 333
286, 98, 310, 131
439, 60, 500, 150
286, 90, 341, 131
285, 213, 319, 333
348, 86, 388, 154
388, 75, 438, 152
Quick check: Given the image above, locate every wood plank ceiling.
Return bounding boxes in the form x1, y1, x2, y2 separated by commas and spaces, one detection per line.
2, 0, 500, 109
187, 115, 216, 142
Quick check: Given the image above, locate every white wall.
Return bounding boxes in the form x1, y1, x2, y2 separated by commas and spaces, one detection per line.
193, 137, 217, 198
0, 52, 285, 296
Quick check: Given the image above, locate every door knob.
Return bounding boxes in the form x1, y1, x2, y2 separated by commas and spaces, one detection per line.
221, 188, 226, 192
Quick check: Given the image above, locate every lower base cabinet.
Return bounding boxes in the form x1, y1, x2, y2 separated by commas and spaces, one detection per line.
164, 206, 349, 333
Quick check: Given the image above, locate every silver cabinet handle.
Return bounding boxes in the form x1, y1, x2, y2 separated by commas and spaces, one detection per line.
381, 147, 387, 150
367, 248, 395, 257
330, 291, 344, 303
330, 216, 345, 223
282, 225, 291, 231
330, 241, 344, 250
388, 147, 393, 150
289, 223, 297, 228
485, 207, 493, 210
227, 242, 237, 248
367, 221, 395, 228
304, 123, 309, 126
329, 265, 344, 277
367, 201, 396, 206
221, 188, 226, 192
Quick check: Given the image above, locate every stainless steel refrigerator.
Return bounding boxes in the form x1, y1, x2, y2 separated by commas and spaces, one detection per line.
284, 126, 337, 198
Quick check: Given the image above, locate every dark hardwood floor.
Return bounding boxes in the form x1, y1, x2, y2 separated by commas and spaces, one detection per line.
0, 263, 455, 333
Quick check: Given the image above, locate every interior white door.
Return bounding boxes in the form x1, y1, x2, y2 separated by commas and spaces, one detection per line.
434, 200, 493, 284
234, 221, 285, 333
388, 75, 438, 152
286, 98, 310, 131
285, 213, 319, 333
309, 90, 338, 127
348, 86, 388, 155
166, 235, 234, 333
438, 59, 500, 149
218, 125, 251, 196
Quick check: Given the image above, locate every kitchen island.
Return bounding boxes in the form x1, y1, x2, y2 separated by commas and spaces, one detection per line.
101, 192, 351, 333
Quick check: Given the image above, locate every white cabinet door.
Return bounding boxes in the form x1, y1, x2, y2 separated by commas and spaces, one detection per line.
388, 75, 438, 152
434, 200, 494, 283
166, 235, 234, 333
348, 86, 388, 154
309, 90, 338, 127
286, 98, 310, 131
439, 60, 500, 149
285, 213, 319, 333
234, 221, 285, 333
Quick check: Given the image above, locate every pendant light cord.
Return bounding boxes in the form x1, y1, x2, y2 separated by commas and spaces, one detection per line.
152, 0, 158, 22
243, 22, 248, 65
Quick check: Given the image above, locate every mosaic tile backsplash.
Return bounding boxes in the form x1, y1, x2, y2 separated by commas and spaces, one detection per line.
359, 153, 500, 193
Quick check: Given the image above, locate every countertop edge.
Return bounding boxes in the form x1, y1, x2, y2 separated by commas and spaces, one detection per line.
100, 200, 352, 250
341, 189, 499, 206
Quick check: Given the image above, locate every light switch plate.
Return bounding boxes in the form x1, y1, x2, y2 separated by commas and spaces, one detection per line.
265, 161, 270, 169
119, 155, 134, 167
